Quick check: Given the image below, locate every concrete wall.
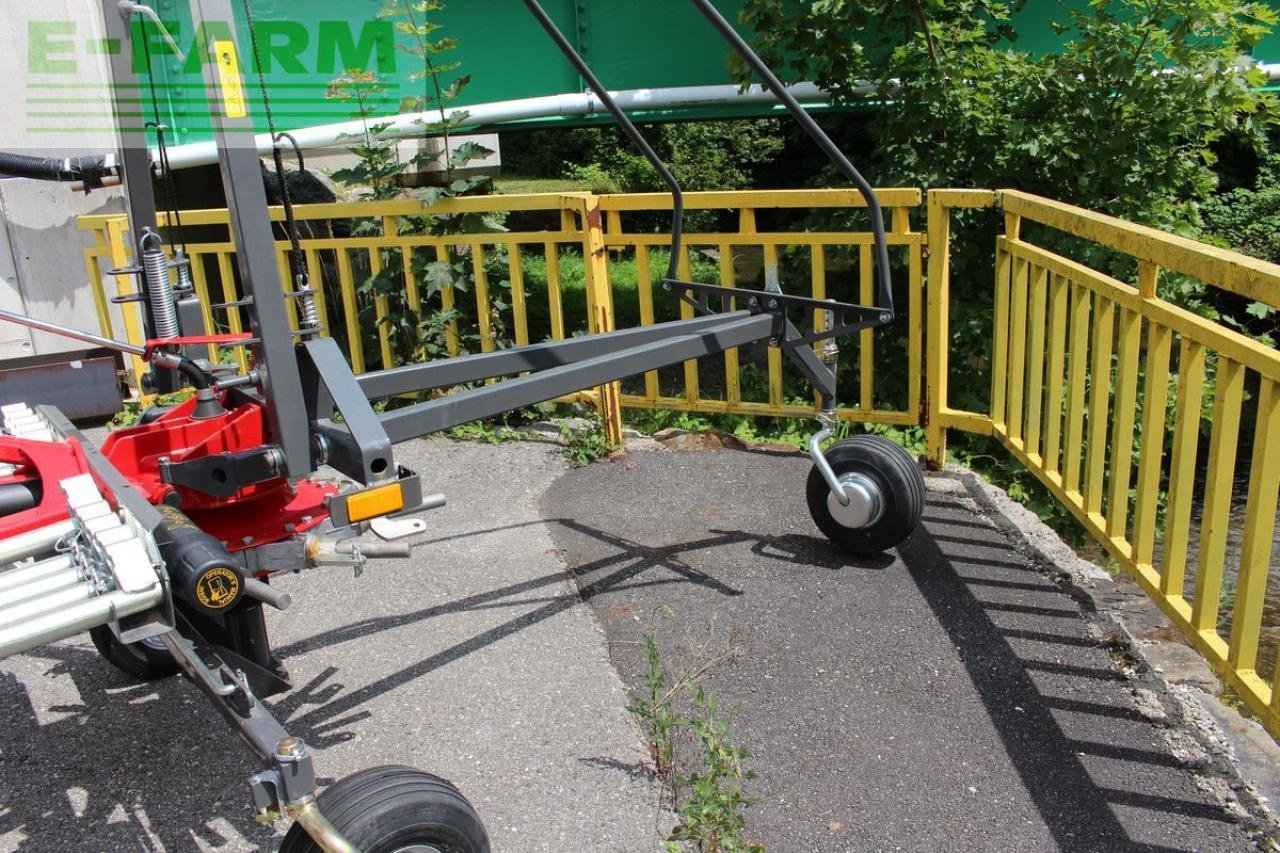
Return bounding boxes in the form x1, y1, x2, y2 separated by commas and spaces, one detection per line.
0, 0, 125, 360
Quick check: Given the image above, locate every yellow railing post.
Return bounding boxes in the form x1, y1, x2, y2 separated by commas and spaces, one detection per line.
579, 194, 624, 446
925, 191, 950, 468
925, 190, 999, 467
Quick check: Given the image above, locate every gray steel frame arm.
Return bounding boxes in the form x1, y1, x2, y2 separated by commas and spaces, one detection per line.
357, 312, 754, 400
374, 313, 774, 444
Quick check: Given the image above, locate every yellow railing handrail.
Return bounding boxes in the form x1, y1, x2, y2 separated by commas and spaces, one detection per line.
1001, 189, 1280, 308
596, 187, 923, 210
76, 191, 597, 230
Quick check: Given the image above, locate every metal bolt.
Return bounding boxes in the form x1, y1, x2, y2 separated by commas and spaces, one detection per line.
242, 535, 254, 546
880, 313, 892, 323
301, 515, 313, 524
284, 523, 296, 534
747, 297, 759, 309
275, 737, 304, 759
768, 299, 779, 311
769, 337, 780, 347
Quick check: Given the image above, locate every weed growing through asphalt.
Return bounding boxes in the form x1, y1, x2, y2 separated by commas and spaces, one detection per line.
629, 630, 763, 852
560, 415, 612, 467
629, 634, 684, 784
667, 688, 764, 853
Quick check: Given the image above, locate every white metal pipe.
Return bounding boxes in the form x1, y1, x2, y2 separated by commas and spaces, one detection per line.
158, 60, 1280, 172
0, 553, 74, 593
161, 82, 835, 171
0, 582, 95, 630
0, 569, 83, 610
0, 521, 76, 565
0, 586, 164, 660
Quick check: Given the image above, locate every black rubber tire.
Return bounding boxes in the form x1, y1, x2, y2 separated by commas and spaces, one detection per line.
88, 625, 180, 680
278, 766, 490, 853
806, 435, 925, 555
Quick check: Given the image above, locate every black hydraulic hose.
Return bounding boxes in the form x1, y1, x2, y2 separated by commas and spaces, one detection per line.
173, 355, 214, 391
521, 0, 685, 282
0, 152, 110, 187
688, 0, 895, 317
0, 152, 79, 181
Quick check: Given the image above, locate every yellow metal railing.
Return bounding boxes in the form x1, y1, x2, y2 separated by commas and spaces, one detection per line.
928, 189, 1280, 736
596, 189, 923, 425
80, 187, 1280, 737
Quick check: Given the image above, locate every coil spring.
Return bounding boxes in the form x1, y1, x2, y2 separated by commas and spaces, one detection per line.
174, 250, 194, 294
141, 233, 179, 339
296, 274, 320, 332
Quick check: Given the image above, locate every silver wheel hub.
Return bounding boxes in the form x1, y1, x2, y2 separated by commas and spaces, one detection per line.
827, 472, 884, 529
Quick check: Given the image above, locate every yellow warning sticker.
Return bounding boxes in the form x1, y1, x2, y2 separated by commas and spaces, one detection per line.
196, 566, 241, 610
213, 40, 247, 119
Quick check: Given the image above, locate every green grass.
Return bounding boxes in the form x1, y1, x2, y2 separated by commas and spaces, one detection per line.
495, 174, 592, 195
520, 248, 721, 335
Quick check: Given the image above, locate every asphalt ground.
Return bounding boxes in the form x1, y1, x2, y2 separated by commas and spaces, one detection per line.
0, 439, 663, 852
0, 436, 1261, 852
542, 444, 1259, 853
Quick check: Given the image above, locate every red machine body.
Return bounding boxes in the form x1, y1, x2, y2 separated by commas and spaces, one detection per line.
0, 436, 94, 537
99, 396, 335, 554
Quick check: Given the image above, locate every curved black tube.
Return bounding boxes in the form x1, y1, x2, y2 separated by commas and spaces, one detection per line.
174, 355, 214, 391
521, 0, 685, 281
688, 0, 895, 317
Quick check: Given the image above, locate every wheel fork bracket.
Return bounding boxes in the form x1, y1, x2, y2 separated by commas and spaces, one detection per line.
809, 414, 850, 506
159, 626, 356, 852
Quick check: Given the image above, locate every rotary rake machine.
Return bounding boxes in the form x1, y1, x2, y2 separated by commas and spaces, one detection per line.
0, 0, 924, 849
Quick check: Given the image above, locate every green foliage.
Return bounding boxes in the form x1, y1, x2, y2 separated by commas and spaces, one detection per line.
326, 0, 506, 368
742, 0, 1275, 225
1202, 152, 1280, 341
109, 390, 195, 428
628, 633, 684, 784
445, 420, 520, 445
559, 415, 612, 467
665, 688, 765, 853
503, 120, 786, 193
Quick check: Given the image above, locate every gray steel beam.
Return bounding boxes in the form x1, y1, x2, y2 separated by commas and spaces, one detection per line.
101, 0, 182, 391
299, 339, 394, 484
100, 0, 158, 260
378, 314, 774, 443
357, 311, 755, 400
187, 0, 312, 479
782, 321, 837, 401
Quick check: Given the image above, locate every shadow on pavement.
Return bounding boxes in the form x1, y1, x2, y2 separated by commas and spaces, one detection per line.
0, 481, 1253, 852
897, 491, 1242, 852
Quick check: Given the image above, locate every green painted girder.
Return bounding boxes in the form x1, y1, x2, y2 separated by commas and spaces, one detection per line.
123, 0, 1280, 146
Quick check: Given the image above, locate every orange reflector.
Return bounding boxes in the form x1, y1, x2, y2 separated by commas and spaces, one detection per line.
345, 483, 405, 523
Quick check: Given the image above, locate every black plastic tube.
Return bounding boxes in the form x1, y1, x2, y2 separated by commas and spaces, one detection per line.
0, 152, 108, 184
688, 0, 895, 317
521, 0, 686, 282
